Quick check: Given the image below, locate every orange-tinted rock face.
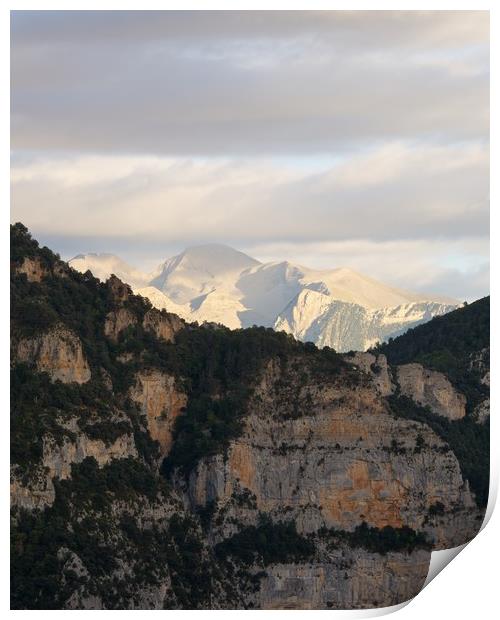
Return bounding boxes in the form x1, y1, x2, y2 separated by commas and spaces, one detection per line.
16, 325, 91, 384
130, 371, 187, 457
187, 359, 479, 548
318, 460, 406, 529
228, 443, 257, 491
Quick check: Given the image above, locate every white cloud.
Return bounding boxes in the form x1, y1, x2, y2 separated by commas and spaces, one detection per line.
10, 11, 490, 302
11, 11, 489, 156
10, 143, 489, 301
10, 142, 488, 241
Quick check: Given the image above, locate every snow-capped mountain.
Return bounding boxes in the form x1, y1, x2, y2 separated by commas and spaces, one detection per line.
275, 290, 456, 352
150, 244, 260, 305
132, 286, 188, 318
69, 245, 459, 352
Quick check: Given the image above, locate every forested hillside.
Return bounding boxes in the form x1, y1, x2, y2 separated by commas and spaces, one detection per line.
375, 297, 490, 506
10, 224, 489, 610
375, 296, 489, 410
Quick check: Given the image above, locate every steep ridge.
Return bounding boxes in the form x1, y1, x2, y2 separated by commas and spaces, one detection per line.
275, 290, 456, 351
11, 224, 488, 609
374, 297, 490, 507
70, 245, 458, 352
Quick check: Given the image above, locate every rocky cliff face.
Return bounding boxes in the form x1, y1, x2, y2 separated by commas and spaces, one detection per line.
185, 358, 479, 551
130, 370, 187, 457
396, 364, 466, 421
10, 469, 56, 512
342, 352, 469, 420
142, 308, 184, 343
343, 352, 394, 396
10, 225, 489, 610
104, 277, 185, 343
15, 254, 70, 282
259, 548, 430, 610
104, 307, 137, 341
15, 256, 50, 282
11, 418, 138, 511
16, 325, 91, 384
42, 421, 138, 481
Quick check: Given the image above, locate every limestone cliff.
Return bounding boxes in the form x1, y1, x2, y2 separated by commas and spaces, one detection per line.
11, 411, 138, 510
10, 467, 56, 511
259, 549, 430, 610
142, 309, 184, 343
106, 273, 132, 303
130, 370, 187, 457
396, 363, 466, 420
16, 325, 91, 384
14, 255, 69, 283
185, 359, 479, 551
42, 422, 137, 481
104, 307, 137, 341
343, 352, 394, 396
15, 256, 50, 282
10, 225, 489, 610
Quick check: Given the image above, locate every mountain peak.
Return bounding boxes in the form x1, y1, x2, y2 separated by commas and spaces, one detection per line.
151, 244, 260, 304
161, 244, 259, 279
178, 243, 260, 268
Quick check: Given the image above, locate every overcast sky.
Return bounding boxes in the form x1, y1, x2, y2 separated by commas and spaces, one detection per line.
10, 10, 489, 300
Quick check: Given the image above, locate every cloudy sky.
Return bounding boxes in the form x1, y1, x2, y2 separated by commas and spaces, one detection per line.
11, 10, 489, 300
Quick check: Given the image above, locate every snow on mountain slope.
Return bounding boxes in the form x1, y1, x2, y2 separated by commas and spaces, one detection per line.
134, 285, 247, 330
274, 289, 458, 352
69, 243, 459, 352
187, 288, 248, 330
300, 267, 424, 308
69, 253, 151, 289
133, 286, 190, 319
236, 261, 307, 327
150, 244, 260, 305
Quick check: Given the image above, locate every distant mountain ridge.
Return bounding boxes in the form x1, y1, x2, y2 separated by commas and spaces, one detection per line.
69, 244, 459, 352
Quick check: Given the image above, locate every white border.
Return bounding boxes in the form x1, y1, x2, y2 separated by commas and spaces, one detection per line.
3, 2, 496, 617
